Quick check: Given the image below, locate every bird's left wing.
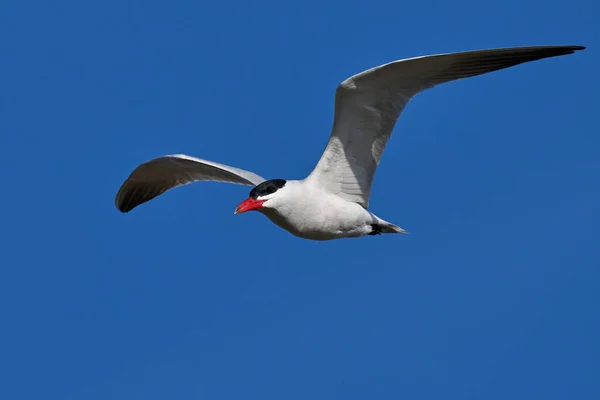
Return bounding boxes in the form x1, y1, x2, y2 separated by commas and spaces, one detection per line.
307, 45, 584, 208
115, 154, 265, 212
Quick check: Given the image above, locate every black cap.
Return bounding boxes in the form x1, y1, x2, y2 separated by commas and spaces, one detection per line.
249, 179, 287, 199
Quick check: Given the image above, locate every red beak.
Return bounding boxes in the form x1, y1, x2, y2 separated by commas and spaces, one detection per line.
234, 198, 266, 214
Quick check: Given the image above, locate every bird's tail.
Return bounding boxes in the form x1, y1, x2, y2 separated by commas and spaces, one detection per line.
381, 222, 408, 234
371, 213, 408, 234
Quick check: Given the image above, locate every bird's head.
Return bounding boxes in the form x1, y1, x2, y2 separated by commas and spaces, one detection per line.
234, 179, 288, 214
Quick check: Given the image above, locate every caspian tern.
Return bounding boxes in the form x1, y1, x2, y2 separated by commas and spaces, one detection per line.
116, 45, 584, 240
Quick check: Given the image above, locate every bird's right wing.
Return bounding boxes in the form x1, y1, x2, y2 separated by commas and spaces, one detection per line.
308, 45, 585, 208
115, 154, 266, 212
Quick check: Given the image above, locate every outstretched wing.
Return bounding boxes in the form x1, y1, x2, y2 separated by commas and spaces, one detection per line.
308, 45, 584, 208
115, 154, 265, 212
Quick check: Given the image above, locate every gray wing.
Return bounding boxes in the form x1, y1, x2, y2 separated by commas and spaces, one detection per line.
115, 154, 266, 212
307, 45, 585, 208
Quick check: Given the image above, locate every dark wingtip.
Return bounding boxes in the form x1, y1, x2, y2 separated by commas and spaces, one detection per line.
115, 184, 138, 213
562, 45, 586, 53
116, 202, 132, 213
115, 191, 144, 213
544, 45, 586, 56
115, 196, 131, 213
115, 180, 165, 214
552, 45, 585, 54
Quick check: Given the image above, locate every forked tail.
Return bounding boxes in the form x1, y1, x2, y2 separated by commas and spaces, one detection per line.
369, 219, 408, 235
380, 222, 407, 234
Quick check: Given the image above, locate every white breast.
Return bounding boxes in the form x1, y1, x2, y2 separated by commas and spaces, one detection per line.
259, 180, 375, 240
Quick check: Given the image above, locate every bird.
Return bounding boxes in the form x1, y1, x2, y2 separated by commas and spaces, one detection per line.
115, 45, 585, 240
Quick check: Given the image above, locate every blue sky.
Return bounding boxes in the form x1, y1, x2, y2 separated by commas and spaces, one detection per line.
1, 0, 599, 399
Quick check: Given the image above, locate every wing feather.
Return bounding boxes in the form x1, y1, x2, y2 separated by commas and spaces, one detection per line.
308, 45, 585, 208
115, 154, 265, 212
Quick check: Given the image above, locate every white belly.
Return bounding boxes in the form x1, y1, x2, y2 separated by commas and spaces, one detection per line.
260, 195, 374, 240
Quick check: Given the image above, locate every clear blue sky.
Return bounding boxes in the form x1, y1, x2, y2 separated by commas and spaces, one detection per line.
1, 0, 598, 399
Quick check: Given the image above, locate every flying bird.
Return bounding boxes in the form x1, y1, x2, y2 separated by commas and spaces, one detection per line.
116, 45, 585, 240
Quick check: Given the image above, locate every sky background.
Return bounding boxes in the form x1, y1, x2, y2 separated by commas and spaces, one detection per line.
1, 0, 599, 399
